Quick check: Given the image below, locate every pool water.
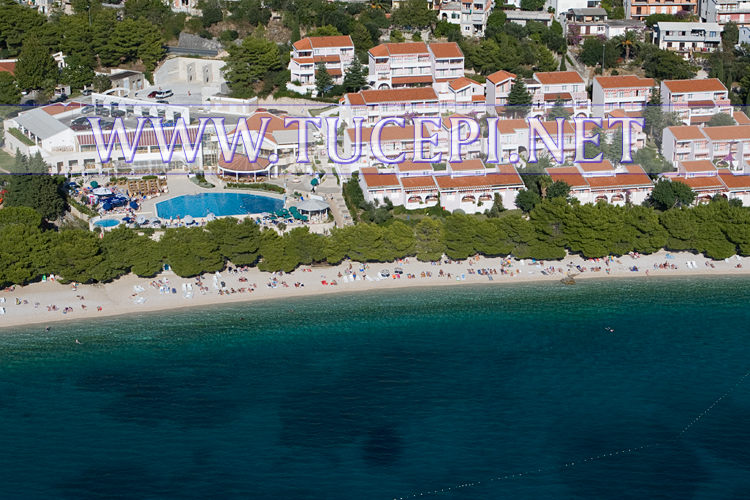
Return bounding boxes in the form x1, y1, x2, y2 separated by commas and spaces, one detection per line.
93, 219, 120, 228
156, 192, 283, 219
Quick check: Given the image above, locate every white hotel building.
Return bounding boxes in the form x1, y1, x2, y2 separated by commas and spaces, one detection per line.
661, 78, 731, 126
367, 42, 464, 91
287, 36, 356, 96
591, 75, 654, 118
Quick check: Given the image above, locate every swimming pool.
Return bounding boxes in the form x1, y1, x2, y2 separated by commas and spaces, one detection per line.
156, 192, 283, 219
93, 218, 121, 228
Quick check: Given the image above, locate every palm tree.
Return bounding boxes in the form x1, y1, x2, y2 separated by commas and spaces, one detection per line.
538, 175, 553, 198
619, 31, 636, 60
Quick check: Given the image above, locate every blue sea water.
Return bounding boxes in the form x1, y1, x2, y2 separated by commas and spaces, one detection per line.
1, 277, 750, 499
155, 192, 283, 219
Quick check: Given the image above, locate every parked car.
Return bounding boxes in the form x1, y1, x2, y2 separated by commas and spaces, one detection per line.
81, 105, 94, 114
81, 89, 92, 96
111, 108, 126, 118
70, 117, 91, 131
100, 120, 115, 130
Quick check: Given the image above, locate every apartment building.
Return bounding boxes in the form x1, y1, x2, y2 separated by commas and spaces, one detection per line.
287, 35, 355, 95
701, 0, 750, 28
662, 160, 750, 204
485, 70, 516, 114
339, 88, 441, 127
653, 22, 723, 58
546, 161, 654, 205
625, 0, 698, 20
367, 42, 463, 91
529, 71, 591, 118
563, 8, 609, 37
662, 124, 750, 168
446, 78, 485, 113
359, 160, 524, 212
592, 75, 655, 118
661, 78, 731, 125
437, 0, 495, 37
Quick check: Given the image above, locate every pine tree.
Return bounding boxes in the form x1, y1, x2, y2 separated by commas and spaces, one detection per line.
14, 37, 58, 91
0, 73, 21, 105
559, 56, 567, 71
315, 63, 333, 97
505, 80, 532, 118
343, 57, 367, 93
546, 97, 572, 121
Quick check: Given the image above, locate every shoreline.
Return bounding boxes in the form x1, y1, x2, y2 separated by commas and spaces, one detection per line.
1, 250, 748, 330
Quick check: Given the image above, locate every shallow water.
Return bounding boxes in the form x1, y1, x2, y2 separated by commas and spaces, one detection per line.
1, 277, 750, 499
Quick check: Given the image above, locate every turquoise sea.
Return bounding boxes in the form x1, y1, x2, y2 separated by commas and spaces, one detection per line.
1, 277, 750, 499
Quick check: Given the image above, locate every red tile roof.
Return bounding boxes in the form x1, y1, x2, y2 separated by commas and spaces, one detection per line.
666, 126, 706, 141
448, 77, 480, 91
544, 92, 573, 101
360, 167, 400, 188
218, 156, 271, 173
585, 165, 652, 189
368, 42, 429, 57
293, 36, 353, 51
673, 175, 725, 190
534, 71, 584, 85
355, 87, 438, 104
486, 70, 516, 85
449, 159, 486, 171
395, 159, 434, 172
701, 125, 750, 141
546, 166, 588, 188
663, 78, 727, 94
429, 42, 463, 59
717, 169, 750, 190
391, 75, 434, 85
42, 102, 84, 116
733, 111, 750, 125
576, 159, 614, 173
0, 61, 16, 75
401, 176, 437, 189
434, 170, 524, 189
679, 159, 716, 173
595, 75, 654, 89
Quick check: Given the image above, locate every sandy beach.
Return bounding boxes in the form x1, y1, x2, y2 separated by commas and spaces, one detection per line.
1, 250, 748, 330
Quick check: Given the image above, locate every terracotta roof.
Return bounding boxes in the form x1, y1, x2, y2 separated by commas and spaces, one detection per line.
356, 87, 438, 104
429, 42, 463, 59
449, 159, 486, 171
663, 78, 727, 94
218, 156, 271, 173
534, 71, 584, 85
546, 166, 588, 188
701, 125, 750, 141
368, 42, 429, 57
291, 57, 314, 65
544, 92, 573, 101
434, 170, 524, 190
666, 126, 705, 141
673, 175, 724, 190
0, 61, 16, 75
595, 75, 655, 89
344, 92, 365, 105
486, 70, 516, 85
293, 36, 353, 51
576, 159, 614, 173
395, 159, 434, 172
688, 100, 717, 107
717, 170, 750, 190
540, 120, 576, 136
348, 125, 416, 142
360, 167, 400, 188
321, 68, 342, 77
607, 109, 643, 119
586, 165, 652, 189
42, 102, 84, 116
391, 75, 434, 85
497, 119, 528, 135
472, 95, 485, 102
313, 55, 341, 63
448, 77, 480, 91
679, 159, 716, 173
401, 176, 437, 189
733, 111, 750, 125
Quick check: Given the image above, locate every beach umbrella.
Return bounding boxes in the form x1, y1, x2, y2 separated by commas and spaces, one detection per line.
184, 215, 194, 225
90, 181, 99, 189
129, 201, 139, 210
206, 212, 216, 222
136, 215, 147, 225
310, 178, 319, 186
93, 187, 113, 197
